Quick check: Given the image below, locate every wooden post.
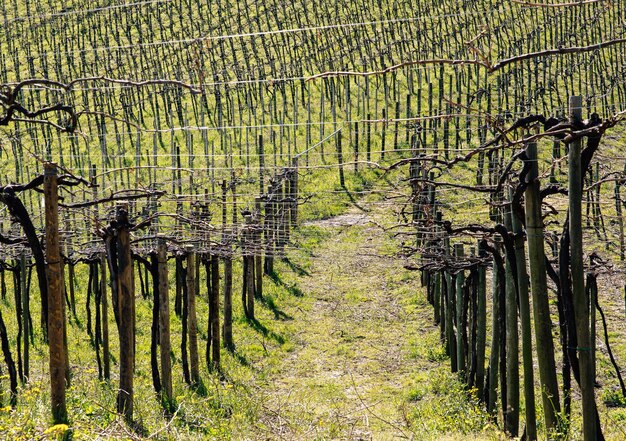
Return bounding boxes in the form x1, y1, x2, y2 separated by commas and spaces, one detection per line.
337, 131, 345, 187
436, 212, 446, 343
100, 253, 110, 380
366, 113, 372, 161
615, 183, 625, 261
210, 254, 220, 368
149, 255, 161, 394
475, 242, 487, 402
93, 261, 102, 378
444, 237, 456, 371
180, 255, 190, 384
394, 100, 400, 150
381, 108, 386, 160
289, 160, 298, 226
186, 251, 200, 386
246, 254, 255, 319
174, 256, 183, 318
589, 273, 597, 387
467, 262, 477, 389
433, 272, 440, 324
203, 255, 212, 372
223, 236, 234, 350
354, 121, 359, 172
525, 137, 561, 432
157, 241, 172, 403
279, 180, 289, 250
614, 183, 625, 316
254, 198, 264, 300
44, 162, 67, 424
21, 253, 28, 382
67, 258, 76, 319
115, 203, 135, 421
264, 185, 275, 275
487, 257, 500, 415
258, 134, 265, 194
454, 244, 465, 376
504, 204, 519, 436
438, 269, 446, 342
568, 95, 597, 441
511, 184, 537, 440
14, 262, 23, 383
241, 212, 256, 320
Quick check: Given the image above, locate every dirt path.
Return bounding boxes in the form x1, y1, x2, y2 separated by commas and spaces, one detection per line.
250, 208, 438, 440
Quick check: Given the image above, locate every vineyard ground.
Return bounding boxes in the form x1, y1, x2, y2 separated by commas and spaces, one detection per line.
0, 189, 505, 440
232, 198, 503, 440
0, 178, 625, 440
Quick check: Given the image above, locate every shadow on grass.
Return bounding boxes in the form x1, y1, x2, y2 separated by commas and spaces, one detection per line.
68, 312, 83, 328
191, 379, 208, 397
231, 349, 250, 367
258, 295, 293, 321
220, 346, 252, 369
268, 271, 304, 297
246, 317, 285, 345
160, 394, 179, 416
343, 186, 370, 212
281, 257, 310, 276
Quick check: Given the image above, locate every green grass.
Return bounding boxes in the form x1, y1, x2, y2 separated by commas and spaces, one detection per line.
0, 189, 506, 440
0, 1, 625, 439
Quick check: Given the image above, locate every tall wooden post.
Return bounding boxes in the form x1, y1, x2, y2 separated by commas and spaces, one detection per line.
67, 257, 76, 319
243, 213, 256, 319
289, 159, 298, 225
264, 185, 275, 275
210, 254, 220, 368
246, 257, 255, 319
100, 253, 110, 380
454, 244, 465, 376
569, 96, 597, 440
433, 272, 441, 324
525, 136, 561, 432
94, 163, 110, 381
511, 183, 537, 440
487, 258, 500, 415
475, 242, 487, 402
337, 131, 345, 187
157, 241, 172, 403
62, 260, 70, 387
218, 179, 232, 351
186, 251, 200, 386
614, 182, 626, 316
444, 237, 456, 371
254, 198, 263, 299
258, 134, 265, 194
15, 260, 24, 383
44, 162, 67, 424
589, 273, 597, 387
115, 204, 135, 421
438, 269, 446, 342
436, 212, 446, 343
504, 204, 519, 436
223, 238, 233, 350
21, 253, 29, 382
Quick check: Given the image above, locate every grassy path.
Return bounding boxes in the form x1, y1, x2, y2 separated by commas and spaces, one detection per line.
237, 207, 499, 440
259, 212, 423, 439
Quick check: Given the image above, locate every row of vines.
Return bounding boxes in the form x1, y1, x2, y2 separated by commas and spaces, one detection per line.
0, 0, 625, 439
